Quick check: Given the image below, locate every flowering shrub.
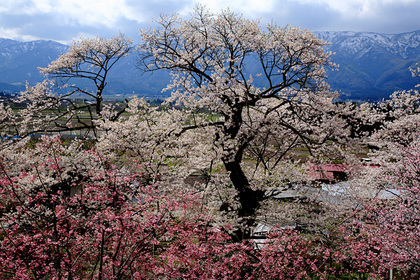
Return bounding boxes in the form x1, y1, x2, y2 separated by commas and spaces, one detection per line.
0, 136, 211, 279
0, 136, 387, 279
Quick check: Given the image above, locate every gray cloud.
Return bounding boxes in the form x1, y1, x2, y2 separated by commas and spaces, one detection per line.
259, 0, 420, 34
0, 0, 418, 43
265, 1, 340, 31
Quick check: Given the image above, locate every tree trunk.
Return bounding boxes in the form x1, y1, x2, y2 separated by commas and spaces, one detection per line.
219, 104, 265, 240
223, 158, 264, 240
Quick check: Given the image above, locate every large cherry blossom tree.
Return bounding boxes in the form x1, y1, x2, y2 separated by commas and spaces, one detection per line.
137, 6, 346, 238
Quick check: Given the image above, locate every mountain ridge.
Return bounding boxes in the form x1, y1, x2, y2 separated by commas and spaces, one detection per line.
1, 30, 420, 100
316, 30, 420, 58
316, 30, 420, 99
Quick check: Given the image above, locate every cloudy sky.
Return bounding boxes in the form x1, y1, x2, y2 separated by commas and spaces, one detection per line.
1, 0, 419, 44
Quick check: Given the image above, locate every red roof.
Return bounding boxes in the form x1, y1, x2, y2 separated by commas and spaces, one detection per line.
308, 164, 347, 182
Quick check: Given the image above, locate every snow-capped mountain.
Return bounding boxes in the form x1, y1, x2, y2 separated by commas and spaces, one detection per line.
316, 30, 420, 59
0, 38, 68, 91
0, 30, 419, 100
315, 30, 420, 99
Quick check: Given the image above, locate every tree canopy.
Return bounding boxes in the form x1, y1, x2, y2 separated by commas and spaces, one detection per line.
4, 33, 133, 140
137, 6, 344, 238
